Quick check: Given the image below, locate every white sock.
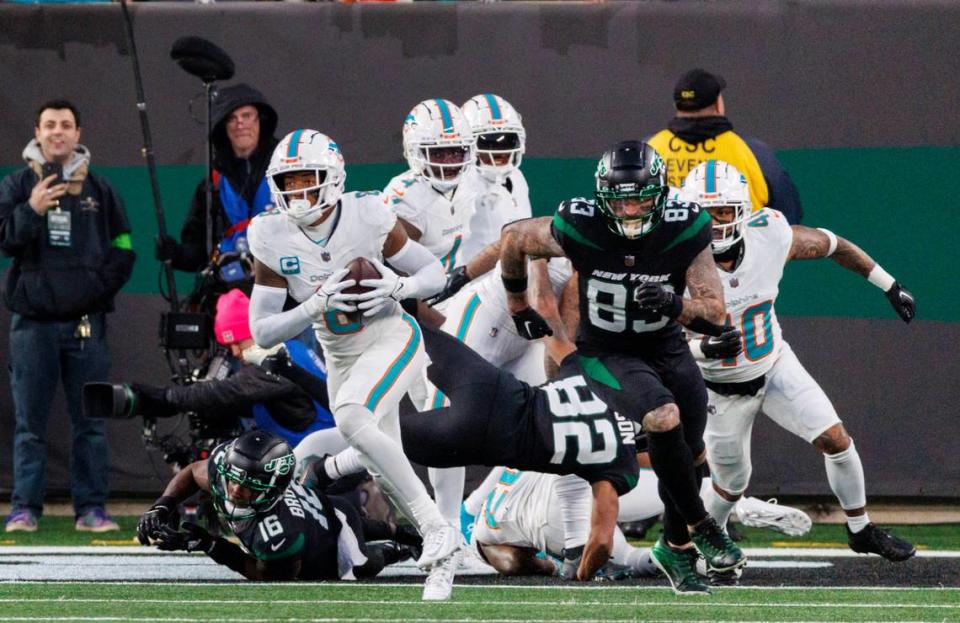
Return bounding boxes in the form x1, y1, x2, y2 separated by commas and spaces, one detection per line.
554, 475, 592, 550
464, 468, 504, 516
324, 447, 366, 480
612, 527, 657, 576
846, 513, 871, 533
823, 439, 867, 512
702, 481, 738, 527
428, 467, 465, 532
337, 404, 443, 531
616, 469, 663, 522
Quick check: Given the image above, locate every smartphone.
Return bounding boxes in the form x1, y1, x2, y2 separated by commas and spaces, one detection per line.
41, 162, 63, 185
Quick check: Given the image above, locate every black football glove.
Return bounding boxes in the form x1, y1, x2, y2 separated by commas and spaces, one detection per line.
155, 234, 180, 263
155, 522, 213, 553
137, 496, 179, 545
634, 282, 683, 319
512, 307, 553, 340
885, 282, 915, 323
425, 266, 471, 306
701, 327, 743, 360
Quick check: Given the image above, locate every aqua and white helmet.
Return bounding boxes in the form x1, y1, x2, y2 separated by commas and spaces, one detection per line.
403, 99, 475, 192
679, 160, 752, 252
462, 93, 526, 183
267, 129, 346, 226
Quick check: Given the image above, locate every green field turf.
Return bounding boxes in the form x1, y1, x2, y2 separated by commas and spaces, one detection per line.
1, 582, 958, 622
3, 517, 958, 550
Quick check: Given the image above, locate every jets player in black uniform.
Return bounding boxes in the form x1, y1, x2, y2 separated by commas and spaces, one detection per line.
137, 430, 413, 581
499, 141, 744, 594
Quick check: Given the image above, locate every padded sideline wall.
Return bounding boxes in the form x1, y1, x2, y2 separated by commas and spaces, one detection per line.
0, 2, 957, 498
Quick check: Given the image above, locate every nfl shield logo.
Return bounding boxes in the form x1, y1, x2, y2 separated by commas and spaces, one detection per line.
321, 251, 331, 262
730, 277, 740, 288
625, 255, 635, 267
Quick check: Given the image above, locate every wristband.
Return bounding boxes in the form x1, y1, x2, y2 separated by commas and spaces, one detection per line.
207, 536, 250, 574
867, 264, 896, 291
153, 495, 177, 511
817, 228, 838, 256
501, 275, 528, 293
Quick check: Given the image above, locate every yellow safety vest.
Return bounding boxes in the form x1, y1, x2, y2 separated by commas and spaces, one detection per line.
648, 129, 769, 211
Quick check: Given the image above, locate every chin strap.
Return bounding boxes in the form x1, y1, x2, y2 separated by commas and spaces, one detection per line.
713, 239, 745, 266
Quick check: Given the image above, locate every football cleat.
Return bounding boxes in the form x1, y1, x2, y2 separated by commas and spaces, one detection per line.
735, 496, 812, 537
847, 523, 916, 562
417, 522, 460, 569
422, 548, 461, 601
691, 516, 747, 572
650, 537, 711, 595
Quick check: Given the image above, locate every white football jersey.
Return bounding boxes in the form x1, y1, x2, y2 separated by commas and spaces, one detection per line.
475, 469, 560, 553
456, 167, 532, 264
694, 208, 793, 383
247, 191, 397, 343
383, 171, 475, 272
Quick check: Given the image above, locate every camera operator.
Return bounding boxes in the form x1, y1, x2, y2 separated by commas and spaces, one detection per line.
156, 84, 279, 272
105, 289, 333, 448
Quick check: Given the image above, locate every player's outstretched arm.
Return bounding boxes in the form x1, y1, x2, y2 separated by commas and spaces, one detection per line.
427, 240, 503, 306
789, 225, 915, 322
578, 481, 619, 580
137, 460, 210, 546
500, 217, 563, 339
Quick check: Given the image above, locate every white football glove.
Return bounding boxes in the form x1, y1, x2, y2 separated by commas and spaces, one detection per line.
355, 257, 410, 318
241, 342, 285, 367
302, 268, 357, 320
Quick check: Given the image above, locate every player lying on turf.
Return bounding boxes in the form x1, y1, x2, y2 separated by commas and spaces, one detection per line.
136, 430, 419, 581
680, 160, 916, 564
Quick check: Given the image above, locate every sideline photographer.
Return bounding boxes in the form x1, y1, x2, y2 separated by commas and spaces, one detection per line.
85, 289, 334, 451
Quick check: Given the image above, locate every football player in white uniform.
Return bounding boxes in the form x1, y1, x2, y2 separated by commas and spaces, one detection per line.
680, 160, 917, 564
246, 129, 460, 600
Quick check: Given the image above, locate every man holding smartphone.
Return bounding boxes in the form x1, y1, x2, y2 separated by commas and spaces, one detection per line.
0, 99, 135, 533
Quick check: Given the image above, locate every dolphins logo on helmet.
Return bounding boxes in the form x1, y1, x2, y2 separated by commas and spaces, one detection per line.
267, 129, 346, 226
679, 160, 752, 252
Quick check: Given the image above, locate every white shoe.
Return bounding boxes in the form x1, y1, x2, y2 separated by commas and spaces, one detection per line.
735, 496, 812, 536
422, 548, 461, 601
417, 522, 459, 569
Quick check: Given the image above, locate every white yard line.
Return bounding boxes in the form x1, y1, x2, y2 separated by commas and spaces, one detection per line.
0, 618, 945, 623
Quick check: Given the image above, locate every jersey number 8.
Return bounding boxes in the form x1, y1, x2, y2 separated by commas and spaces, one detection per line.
544, 375, 617, 466
587, 278, 672, 334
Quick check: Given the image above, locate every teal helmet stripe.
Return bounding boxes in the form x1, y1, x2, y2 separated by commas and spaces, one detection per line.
287, 129, 305, 159
433, 99, 454, 133
705, 159, 717, 193
483, 93, 502, 120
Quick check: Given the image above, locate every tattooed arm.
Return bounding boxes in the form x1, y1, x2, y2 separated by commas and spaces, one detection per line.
788, 225, 916, 322
678, 245, 726, 326
499, 217, 564, 314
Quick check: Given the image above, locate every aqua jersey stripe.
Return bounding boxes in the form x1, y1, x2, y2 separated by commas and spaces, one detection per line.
706, 159, 716, 193
431, 293, 481, 409
483, 93, 502, 120
287, 129, 305, 159
440, 235, 463, 273
365, 313, 422, 412
662, 208, 711, 253
433, 99, 454, 133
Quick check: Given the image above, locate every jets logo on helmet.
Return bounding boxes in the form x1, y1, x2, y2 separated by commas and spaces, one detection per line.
594, 141, 669, 239
267, 129, 346, 227
403, 99, 475, 192
679, 160, 752, 253
210, 431, 296, 522
462, 93, 526, 182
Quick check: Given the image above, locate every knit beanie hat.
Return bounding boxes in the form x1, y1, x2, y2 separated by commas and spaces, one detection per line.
214, 288, 253, 346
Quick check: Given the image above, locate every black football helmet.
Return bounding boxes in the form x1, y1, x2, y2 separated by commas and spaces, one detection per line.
595, 141, 669, 239
210, 430, 296, 521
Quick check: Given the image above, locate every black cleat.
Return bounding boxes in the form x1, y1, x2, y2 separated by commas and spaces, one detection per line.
725, 519, 744, 543
847, 523, 916, 562
691, 516, 746, 572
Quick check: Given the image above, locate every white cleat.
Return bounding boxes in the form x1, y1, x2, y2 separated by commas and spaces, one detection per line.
417, 522, 460, 569
735, 496, 812, 537
422, 548, 461, 601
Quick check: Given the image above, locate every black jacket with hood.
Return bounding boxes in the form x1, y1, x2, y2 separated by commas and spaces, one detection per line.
0, 142, 136, 320
173, 83, 279, 272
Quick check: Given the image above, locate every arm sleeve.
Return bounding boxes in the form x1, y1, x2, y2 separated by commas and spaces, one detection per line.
554, 474, 593, 550
250, 283, 312, 347
386, 238, 445, 300
163, 365, 295, 414
0, 174, 44, 255
744, 137, 804, 224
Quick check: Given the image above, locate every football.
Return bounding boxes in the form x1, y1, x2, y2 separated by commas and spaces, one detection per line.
343, 256, 382, 296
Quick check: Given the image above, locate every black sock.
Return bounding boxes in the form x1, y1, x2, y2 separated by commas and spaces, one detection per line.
647, 424, 708, 526
658, 480, 691, 547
